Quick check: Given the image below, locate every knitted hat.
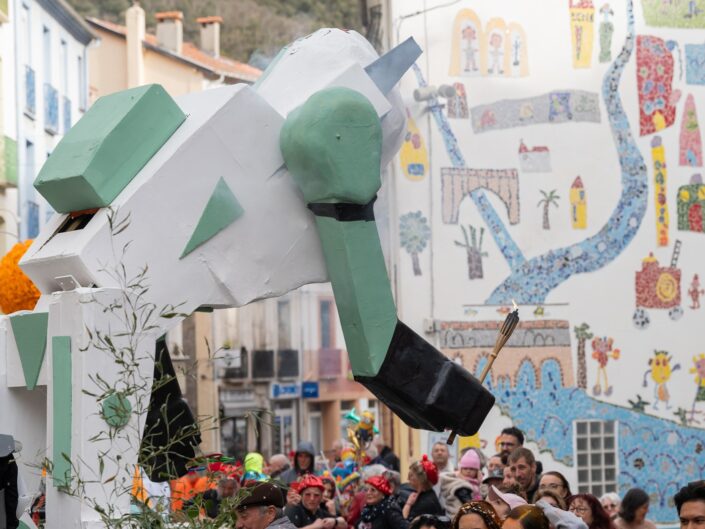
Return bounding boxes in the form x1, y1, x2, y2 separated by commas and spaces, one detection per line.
298, 474, 325, 492
366, 475, 393, 496
420, 454, 439, 485
460, 450, 481, 470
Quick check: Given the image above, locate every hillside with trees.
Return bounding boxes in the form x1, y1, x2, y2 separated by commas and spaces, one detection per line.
68, 0, 366, 66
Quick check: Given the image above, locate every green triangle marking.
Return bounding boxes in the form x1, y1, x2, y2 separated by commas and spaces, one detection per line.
9, 312, 49, 390
180, 177, 243, 258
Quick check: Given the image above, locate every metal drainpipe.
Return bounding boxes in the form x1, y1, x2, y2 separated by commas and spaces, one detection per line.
12, 0, 23, 240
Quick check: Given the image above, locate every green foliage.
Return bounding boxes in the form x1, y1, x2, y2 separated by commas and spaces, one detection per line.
67, 0, 364, 63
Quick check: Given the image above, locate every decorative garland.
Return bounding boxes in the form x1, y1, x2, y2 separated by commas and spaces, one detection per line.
0, 240, 40, 314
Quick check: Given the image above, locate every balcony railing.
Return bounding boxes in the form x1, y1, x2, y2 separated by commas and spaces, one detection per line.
24, 66, 35, 118
44, 83, 59, 134
63, 96, 71, 133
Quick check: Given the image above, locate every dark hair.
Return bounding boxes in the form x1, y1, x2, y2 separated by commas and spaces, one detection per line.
500, 482, 528, 501
501, 427, 525, 446
506, 505, 550, 529
508, 447, 535, 466
533, 489, 566, 510
674, 481, 705, 514
452, 501, 502, 529
618, 488, 649, 523
569, 494, 616, 529
538, 471, 572, 499
411, 514, 451, 529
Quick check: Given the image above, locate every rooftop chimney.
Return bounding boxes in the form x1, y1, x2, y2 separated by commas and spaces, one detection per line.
155, 11, 183, 54
126, 2, 145, 87
196, 16, 222, 57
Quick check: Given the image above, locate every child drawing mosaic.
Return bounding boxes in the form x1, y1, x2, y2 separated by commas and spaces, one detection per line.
679, 94, 703, 167
449, 10, 529, 77
677, 174, 705, 233
570, 0, 596, 68
417, 0, 648, 305
437, 317, 705, 522
636, 35, 680, 135
633, 243, 683, 329
399, 211, 431, 276
394, 0, 705, 522
470, 91, 601, 133
685, 42, 705, 85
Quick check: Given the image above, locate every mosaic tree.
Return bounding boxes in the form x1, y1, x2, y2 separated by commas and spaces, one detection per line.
454, 224, 488, 279
399, 211, 431, 276
538, 189, 560, 230
574, 322, 593, 389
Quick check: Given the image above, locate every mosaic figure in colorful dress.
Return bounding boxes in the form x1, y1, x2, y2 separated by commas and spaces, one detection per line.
462, 25, 479, 73
642, 350, 681, 410
689, 274, 704, 309
592, 336, 620, 396
690, 354, 705, 420
488, 32, 504, 74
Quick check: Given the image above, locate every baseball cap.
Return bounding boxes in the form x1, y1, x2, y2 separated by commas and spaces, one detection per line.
489, 485, 527, 510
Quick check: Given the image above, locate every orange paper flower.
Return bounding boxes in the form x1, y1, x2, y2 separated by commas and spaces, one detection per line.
0, 240, 40, 314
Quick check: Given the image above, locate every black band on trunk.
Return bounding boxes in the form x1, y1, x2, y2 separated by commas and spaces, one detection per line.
308, 196, 377, 221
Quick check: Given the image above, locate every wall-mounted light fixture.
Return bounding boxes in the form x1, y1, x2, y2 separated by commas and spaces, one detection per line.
413, 84, 457, 102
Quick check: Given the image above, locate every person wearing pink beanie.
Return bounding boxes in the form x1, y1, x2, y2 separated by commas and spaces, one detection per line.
457, 450, 482, 501
439, 449, 484, 517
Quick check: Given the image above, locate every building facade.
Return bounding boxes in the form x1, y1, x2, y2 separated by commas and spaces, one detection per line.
0, 0, 18, 255
211, 283, 378, 461
11, 0, 94, 242
384, 0, 705, 522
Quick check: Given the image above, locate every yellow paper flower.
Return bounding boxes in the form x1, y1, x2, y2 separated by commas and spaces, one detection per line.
0, 240, 40, 314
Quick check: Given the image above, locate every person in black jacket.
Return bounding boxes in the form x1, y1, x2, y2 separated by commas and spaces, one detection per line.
372, 437, 400, 472
357, 475, 409, 529
0, 435, 19, 529
280, 442, 316, 486
203, 476, 238, 518
402, 455, 444, 520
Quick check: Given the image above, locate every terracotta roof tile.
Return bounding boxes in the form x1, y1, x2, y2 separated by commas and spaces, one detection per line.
196, 16, 223, 24
87, 17, 261, 83
155, 11, 183, 21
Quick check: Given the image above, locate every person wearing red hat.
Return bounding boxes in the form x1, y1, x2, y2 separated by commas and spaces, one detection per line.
284, 475, 346, 528
403, 456, 444, 520
357, 475, 409, 529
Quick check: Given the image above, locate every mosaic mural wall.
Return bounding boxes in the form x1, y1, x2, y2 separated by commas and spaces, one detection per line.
391, 0, 705, 523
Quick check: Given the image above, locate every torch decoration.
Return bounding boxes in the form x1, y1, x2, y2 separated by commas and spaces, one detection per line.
447, 301, 520, 444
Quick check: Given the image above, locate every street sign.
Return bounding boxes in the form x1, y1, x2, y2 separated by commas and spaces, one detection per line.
302, 381, 319, 399
270, 382, 300, 400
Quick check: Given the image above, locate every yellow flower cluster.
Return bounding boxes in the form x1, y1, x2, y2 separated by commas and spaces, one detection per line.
0, 240, 40, 314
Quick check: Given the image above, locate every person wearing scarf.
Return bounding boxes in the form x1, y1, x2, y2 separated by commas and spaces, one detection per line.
358, 476, 409, 529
